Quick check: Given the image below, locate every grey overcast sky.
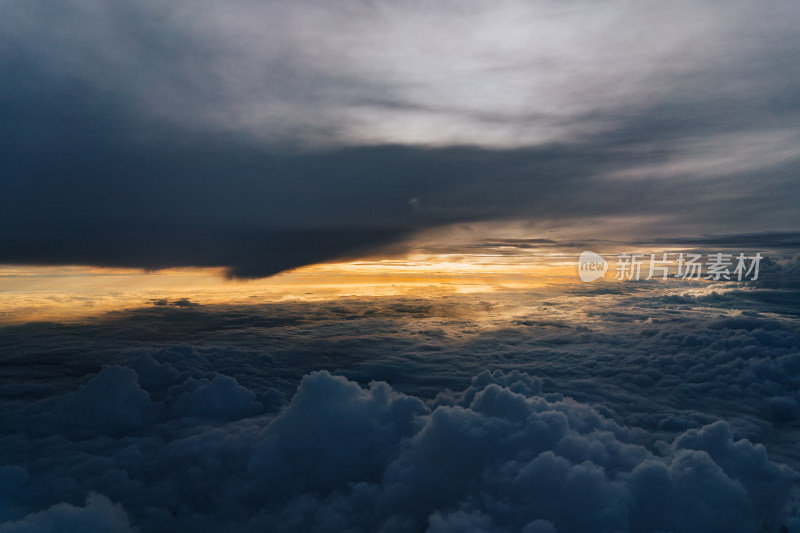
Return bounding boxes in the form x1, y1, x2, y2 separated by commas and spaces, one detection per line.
2, 0, 799, 276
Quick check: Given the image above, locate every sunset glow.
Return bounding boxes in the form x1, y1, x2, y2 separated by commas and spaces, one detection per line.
2, 1, 799, 531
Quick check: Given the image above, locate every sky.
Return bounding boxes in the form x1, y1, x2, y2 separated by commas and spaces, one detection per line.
2, 0, 800, 276
1, 1, 800, 532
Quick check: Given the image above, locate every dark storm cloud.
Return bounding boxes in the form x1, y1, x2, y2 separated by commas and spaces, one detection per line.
2, 0, 800, 276
2, 120, 798, 278
638, 232, 800, 251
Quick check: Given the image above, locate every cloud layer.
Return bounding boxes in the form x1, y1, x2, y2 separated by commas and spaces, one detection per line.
2, 366, 797, 532
1, 280, 799, 531
2, 0, 800, 275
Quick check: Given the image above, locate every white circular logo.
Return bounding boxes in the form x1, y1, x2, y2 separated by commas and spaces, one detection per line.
578, 251, 608, 282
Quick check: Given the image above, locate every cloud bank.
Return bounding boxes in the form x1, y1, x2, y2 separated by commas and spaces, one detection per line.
2, 0, 800, 275
1, 281, 799, 531
2, 366, 797, 532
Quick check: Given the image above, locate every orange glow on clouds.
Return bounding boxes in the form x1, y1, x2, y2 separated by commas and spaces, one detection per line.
0, 252, 582, 323
0, 245, 717, 324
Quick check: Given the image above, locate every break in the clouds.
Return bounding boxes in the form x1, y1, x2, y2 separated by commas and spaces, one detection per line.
2, 0, 800, 276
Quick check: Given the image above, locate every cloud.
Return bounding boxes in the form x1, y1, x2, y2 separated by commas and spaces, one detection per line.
171, 374, 262, 420
0, 493, 136, 533
57, 365, 152, 436
1, 276, 800, 531
3, 0, 799, 148
2, 1, 800, 276
4, 367, 797, 532
246, 372, 427, 500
